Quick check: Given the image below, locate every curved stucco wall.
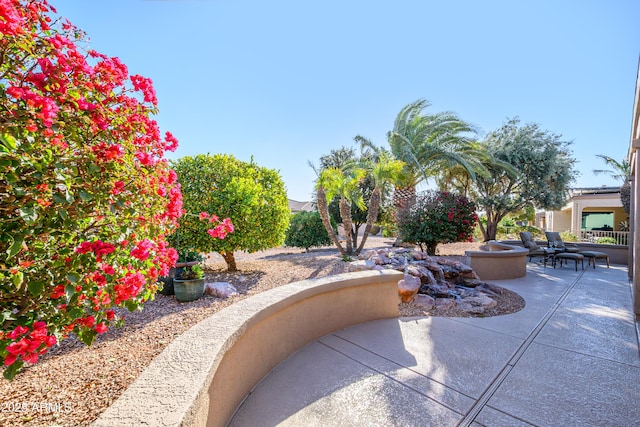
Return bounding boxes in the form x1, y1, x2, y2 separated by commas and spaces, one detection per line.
92, 269, 402, 427
465, 241, 528, 280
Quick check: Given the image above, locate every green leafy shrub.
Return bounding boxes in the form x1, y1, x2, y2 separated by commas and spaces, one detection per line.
177, 265, 204, 280
493, 216, 543, 240
596, 236, 617, 245
382, 227, 395, 238
171, 154, 289, 271
285, 211, 332, 251
560, 231, 579, 242
398, 190, 477, 255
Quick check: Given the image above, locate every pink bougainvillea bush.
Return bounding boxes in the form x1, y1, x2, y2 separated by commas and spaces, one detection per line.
0, 0, 185, 379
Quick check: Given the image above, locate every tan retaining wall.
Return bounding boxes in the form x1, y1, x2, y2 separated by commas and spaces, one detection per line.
465, 241, 528, 280
92, 269, 402, 427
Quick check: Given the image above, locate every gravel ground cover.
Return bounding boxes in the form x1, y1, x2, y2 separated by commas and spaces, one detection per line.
0, 237, 524, 426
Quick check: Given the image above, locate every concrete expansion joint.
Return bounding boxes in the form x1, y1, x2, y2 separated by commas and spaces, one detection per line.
457, 271, 585, 427
318, 335, 467, 415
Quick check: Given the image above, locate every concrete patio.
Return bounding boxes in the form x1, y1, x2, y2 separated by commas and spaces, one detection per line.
229, 263, 640, 426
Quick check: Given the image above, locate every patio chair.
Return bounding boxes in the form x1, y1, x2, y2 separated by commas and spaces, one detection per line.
520, 232, 550, 264
544, 232, 580, 253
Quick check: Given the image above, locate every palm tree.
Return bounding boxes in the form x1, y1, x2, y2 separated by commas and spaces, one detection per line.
593, 155, 631, 182
386, 99, 481, 212
317, 167, 366, 256
593, 154, 631, 214
356, 152, 404, 253
315, 184, 346, 257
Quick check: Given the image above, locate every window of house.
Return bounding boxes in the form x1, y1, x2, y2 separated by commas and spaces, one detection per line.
581, 212, 614, 230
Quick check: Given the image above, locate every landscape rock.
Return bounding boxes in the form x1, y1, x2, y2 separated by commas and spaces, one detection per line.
406, 265, 424, 278
375, 255, 393, 265
435, 298, 456, 310
361, 250, 378, 260
412, 294, 435, 310
205, 282, 238, 299
355, 248, 510, 315
465, 294, 497, 309
463, 279, 484, 288
398, 274, 421, 303
477, 282, 503, 295
348, 260, 376, 272
428, 283, 452, 298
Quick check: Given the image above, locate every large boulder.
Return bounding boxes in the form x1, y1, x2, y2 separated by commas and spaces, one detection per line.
398, 274, 421, 303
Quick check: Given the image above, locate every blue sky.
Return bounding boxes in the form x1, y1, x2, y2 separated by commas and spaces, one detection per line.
53, 0, 639, 201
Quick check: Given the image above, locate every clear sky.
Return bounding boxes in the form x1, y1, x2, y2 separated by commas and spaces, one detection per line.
52, 0, 639, 201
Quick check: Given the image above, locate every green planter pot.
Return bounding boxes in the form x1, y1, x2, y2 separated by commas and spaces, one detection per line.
158, 261, 199, 296
173, 277, 205, 302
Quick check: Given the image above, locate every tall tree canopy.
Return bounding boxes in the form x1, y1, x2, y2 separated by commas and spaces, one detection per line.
473, 118, 577, 241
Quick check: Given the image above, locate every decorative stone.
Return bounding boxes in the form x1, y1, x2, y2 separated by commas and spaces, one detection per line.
464, 294, 497, 309
428, 283, 452, 297
424, 262, 445, 282
417, 267, 437, 285
204, 282, 238, 299
462, 279, 483, 288
348, 260, 376, 272
458, 288, 480, 298
439, 265, 459, 279
435, 298, 456, 310
456, 302, 487, 314
453, 262, 473, 274
406, 265, 423, 277
477, 282, 503, 295
398, 274, 421, 303
412, 294, 435, 310
361, 250, 378, 260
376, 255, 393, 265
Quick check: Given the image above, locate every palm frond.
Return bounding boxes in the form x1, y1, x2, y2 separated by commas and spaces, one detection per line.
593, 154, 630, 182
387, 99, 480, 188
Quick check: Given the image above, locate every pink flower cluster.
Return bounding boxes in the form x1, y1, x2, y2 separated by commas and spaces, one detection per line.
76, 240, 116, 262
131, 74, 157, 105
0, 0, 25, 36
199, 212, 235, 240
7, 85, 59, 127
113, 272, 146, 304
130, 239, 154, 261
4, 322, 57, 366
207, 218, 235, 239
